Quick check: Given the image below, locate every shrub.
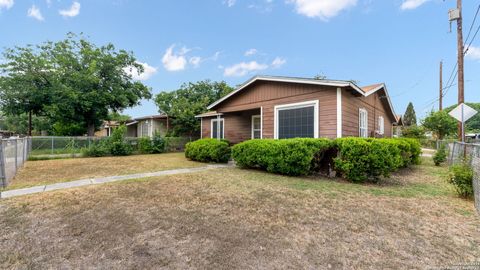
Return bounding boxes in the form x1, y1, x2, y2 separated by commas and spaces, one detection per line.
334, 138, 411, 182
83, 125, 133, 157
185, 138, 231, 163
137, 132, 166, 154
137, 137, 153, 154
232, 138, 333, 176
447, 163, 474, 198
82, 140, 110, 157
433, 144, 447, 166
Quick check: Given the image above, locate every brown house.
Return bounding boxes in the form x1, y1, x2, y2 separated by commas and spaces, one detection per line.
196, 76, 399, 144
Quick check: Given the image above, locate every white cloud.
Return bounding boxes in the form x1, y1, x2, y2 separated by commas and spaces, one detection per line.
224, 61, 269, 77
224, 0, 236, 7
27, 5, 44, 21
59, 1, 80, 17
162, 45, 188, 71
400, 0, 430, 10
466, 46, 480, 61
287, 0, 357, 21
0, 0, 13, 10
271, 57, 286, 68
124, 62, 157, 81
189, 56, 202, 68
244, 48, 258, 56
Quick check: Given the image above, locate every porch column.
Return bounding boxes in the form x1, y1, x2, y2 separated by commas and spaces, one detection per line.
337, 87, 342, 138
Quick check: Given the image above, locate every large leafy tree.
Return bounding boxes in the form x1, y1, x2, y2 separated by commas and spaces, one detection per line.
422, 110, 457, 139
46, 34, 151, 136
155, 80, 234, 136
403, 102, 417, 126
0, 45, 56, 135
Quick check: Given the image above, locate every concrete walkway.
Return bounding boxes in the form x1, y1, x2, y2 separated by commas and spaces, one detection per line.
421, 148, 436, 158
0, 164, 230, 199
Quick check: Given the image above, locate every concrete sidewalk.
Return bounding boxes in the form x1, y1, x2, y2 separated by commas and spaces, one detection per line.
0, 164, 230, 199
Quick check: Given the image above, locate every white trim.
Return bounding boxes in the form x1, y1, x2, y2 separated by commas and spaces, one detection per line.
274, 100, 319, 139
260, 106, 263, 139
378, 116, 385, 135
210, 118, 224, 139
195, 112, 223, 118
251, 115, 261, 139
205, 76, 397, 126
207, 76, 363, 110
359, 108, 368, 138
336, 87, 342, 138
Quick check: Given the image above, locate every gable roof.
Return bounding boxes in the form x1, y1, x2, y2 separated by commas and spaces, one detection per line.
206, 75, 398, 123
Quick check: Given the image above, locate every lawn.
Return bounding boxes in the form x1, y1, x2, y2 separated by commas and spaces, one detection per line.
0, 157, 479, 269
6, 152, 203, 190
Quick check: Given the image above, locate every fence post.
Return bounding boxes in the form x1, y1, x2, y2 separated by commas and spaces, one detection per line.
14, 139, 18, 169
51, 137, 54, 155
0, 140, 5, 188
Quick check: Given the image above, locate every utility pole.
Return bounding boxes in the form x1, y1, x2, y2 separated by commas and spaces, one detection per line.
439, 60, 443, 111
456, 0, 465, 142
449, 0, 465, 141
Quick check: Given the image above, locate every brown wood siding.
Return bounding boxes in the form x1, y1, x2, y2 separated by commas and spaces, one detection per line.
214, 81, 338, 139
342, 91, 393, 138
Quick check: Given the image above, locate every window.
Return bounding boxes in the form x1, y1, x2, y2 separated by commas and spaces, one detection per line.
275, 100, 318, 139
359, 108, 368, 138
211, 118, 224, 139
141, 121, 149, 137
251, 115, 261, 139
378, 116, 384, 135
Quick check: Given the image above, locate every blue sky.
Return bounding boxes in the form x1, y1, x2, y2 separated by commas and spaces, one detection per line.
1, 0, 479, 120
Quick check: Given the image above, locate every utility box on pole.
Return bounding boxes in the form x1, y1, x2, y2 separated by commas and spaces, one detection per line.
449, 8, 460, 21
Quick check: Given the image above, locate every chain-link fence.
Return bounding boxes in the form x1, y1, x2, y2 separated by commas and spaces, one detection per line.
0, 137, 30, 187
448, 142, 480, 214
29, 136, 196, 158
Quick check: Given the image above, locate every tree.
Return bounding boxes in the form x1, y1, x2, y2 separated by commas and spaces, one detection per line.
155, 80, 234, 136
107, 112, 131, 122
422, 110, 457, 139
401, 125, 426, 139
0, 45, 55, 135
403, 102, 417, 126
46, 34, 151, 136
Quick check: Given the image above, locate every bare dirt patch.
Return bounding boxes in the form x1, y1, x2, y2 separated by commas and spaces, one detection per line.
7, 152, 202, 190
0, 162, 479, 269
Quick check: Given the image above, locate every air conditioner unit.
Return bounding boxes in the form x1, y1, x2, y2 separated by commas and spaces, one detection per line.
449, 9, 460, 21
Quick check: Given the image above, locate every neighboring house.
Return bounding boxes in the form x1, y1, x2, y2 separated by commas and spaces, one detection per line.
125, 114, 172, 138
95, 121, 120, 137
393, 115, 404, 137
196, 75, 399, 144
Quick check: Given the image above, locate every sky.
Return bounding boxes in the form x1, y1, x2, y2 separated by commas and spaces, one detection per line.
0, 0, 479, 120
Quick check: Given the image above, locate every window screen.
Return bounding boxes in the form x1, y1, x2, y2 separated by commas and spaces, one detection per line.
278, 106, 315, 139
359, 109, 368, 138
252, 116, 261, 139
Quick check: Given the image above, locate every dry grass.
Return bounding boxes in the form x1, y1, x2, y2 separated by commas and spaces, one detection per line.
0, 160, 479, 269
7, 153, 202, 190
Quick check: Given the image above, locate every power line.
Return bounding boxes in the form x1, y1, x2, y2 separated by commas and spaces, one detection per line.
464, 4, 480, 46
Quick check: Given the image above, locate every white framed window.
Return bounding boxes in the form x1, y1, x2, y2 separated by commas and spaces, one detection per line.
378, 116, 384, 135
251, 115, 261, 139
359, 108, 368, 138
211, 118, 224, 139
274, 100, 319, 139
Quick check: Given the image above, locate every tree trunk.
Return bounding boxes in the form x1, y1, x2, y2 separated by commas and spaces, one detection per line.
28, 111, 32, 136
87, 121, 95, 137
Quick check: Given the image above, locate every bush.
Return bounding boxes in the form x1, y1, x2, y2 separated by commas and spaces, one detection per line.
83, 125, 133, 157
334, 138, 416, 182
137, 132, 166, 154
433, 144, 447, 166
232, 138, 333, 176
185, 138, 231, 163
447, 163, 474, 198
82, 140, 110, 157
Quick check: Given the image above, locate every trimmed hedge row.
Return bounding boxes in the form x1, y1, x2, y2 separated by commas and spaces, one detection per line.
186, 137, 421, 183
231, 138, 333, 176
185, 138, 231, 163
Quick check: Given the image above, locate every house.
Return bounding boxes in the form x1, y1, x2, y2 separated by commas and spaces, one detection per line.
94, 121, 120, 137
125, 114, 172, 138
196, 75, 399, 144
